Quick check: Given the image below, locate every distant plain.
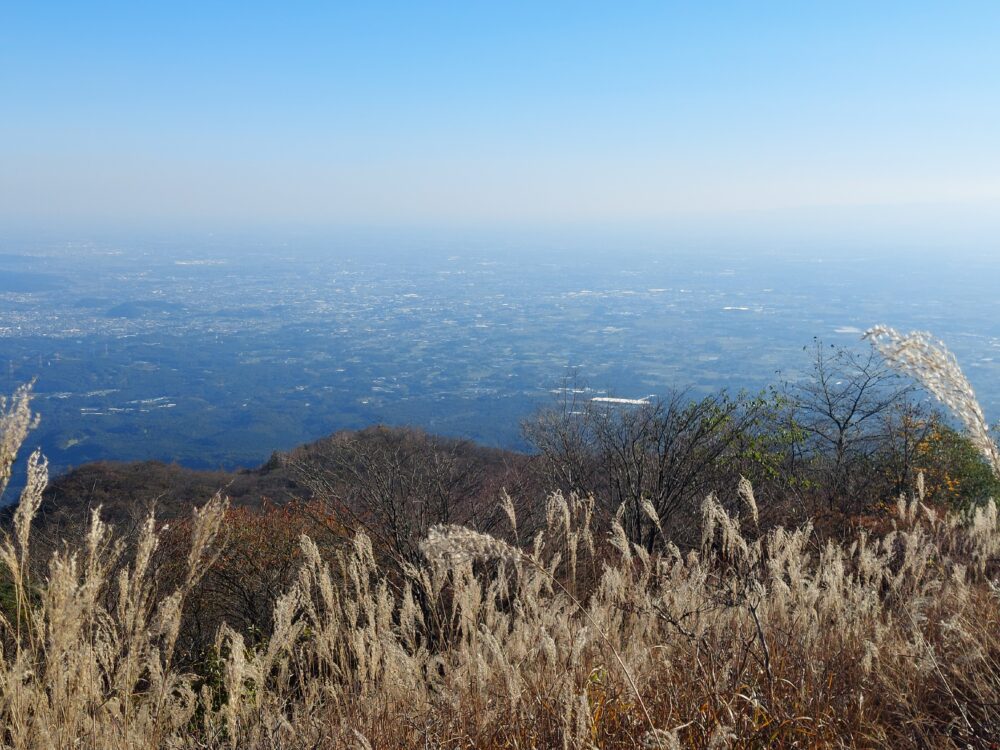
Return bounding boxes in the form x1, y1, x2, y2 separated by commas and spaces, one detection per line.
2, 237, 998, 489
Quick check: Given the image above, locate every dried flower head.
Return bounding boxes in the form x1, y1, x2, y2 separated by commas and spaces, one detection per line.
420, 524, 522, 566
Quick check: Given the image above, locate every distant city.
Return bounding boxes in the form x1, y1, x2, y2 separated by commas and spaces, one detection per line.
2, 238, 999, 487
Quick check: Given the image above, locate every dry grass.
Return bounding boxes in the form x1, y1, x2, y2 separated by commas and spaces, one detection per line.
1, 338, 999, 748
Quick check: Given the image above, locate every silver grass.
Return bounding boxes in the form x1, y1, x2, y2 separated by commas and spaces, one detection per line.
609, 519, 632, 562
866, 325, 1000, 475
420, 524, 522, 566
643, 729, 682, 750
0, 382, 38, 500
500, 488, 518, 536
737, 475, 759, 526
641, 497, 661, 529
13, 450, 46, 562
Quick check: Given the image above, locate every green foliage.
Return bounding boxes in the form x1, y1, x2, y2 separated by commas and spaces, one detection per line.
734, 388, 810, 487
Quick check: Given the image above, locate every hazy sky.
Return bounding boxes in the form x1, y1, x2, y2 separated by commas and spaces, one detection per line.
3, 2, 999, 238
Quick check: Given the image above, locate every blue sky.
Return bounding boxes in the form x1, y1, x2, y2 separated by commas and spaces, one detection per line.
2, 2, 999, 238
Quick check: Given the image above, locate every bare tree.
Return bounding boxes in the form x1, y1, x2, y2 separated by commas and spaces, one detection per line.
288, 426, 498, 567
524, 387, 772, 549
287, 426, 519, 651
521, 375, 602, 499
874, 400, 938, 500
785, 340, 915, 510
